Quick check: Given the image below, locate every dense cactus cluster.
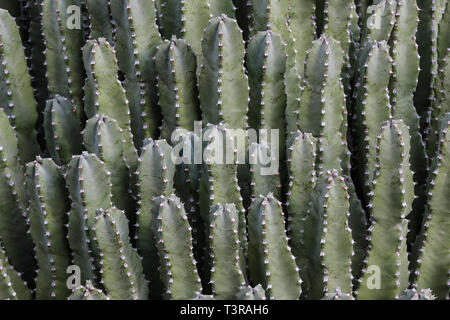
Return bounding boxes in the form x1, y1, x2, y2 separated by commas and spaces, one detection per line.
0, 0, 448, 300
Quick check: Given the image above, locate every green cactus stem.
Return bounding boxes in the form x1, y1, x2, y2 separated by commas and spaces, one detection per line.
136, 138, 174, 297
0, 9, 40, 162
95, 207, 148, 300
286, 131, 316, 292
303, 170, 353, 299
0, 241, 32, 300
199, 15, 248, 129
44, 95, 83, 165
65, 152, 112, 285
42, 0, 85, 120
298, 36, 350, 175
85, 0, 113, 42
155, 37, 201, 141
248, 193, 301, 300
109, 0, 162, 145
413, 115, 450, 299
68, 280, 109, 300
154, 195, 202, 300
83, 114, 138, 237
236, 284, 266, 300
209, 203, 246, 299
25, 157, 72, 299
358, 120, 414, 299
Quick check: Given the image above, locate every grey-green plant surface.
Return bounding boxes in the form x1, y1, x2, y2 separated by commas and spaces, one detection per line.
0, 1, 447, 300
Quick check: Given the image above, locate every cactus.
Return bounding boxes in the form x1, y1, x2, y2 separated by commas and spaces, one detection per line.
65, 153, 112, 285
0, 0, 448, 302
154, 195, 201, 299
358, 120, 414, 299
413, 115, 450, 299
0, 9, 40, 162
199, 15, 248, 130
109, 0, 162, 146
248, 193, 301, 300
303, 171, 353, 299
42, 0, 85, 121
44, 95, 83, 165
68, 281, 109, 300
136, 138, 174, 297
0, 242, 32, 300
25, 157, 72, 299
155, 37, 201, 141
209, 203, 246, 299
95, 207, 147, 300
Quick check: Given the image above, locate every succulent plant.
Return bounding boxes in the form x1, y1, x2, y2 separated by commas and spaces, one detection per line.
0, 1, 448, 301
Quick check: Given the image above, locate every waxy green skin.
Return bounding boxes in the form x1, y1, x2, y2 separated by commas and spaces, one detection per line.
95, 208, 148, 300
25, 158, 72, 300
83, 114, 138, 237
248, 194, 301, 300
209, 203, 246, 300
85, 0, 113, 43
136, 138, 174, 298
358, 120, 414, 300
65, 153, 112, 286
199, 15, 248, 130
0, 109, 36, 287
298, 36, 350, 175
413, 115, 450, 300
0, 9, 40, 163
109, 0, 162, 147
44, 95, 83, 165
0, 242, 31, 300
303, 171, 353, 299
42, 0, 85, 121
155, 37, 201, 141
68, 281, 109, 300
154, 195, 201, 300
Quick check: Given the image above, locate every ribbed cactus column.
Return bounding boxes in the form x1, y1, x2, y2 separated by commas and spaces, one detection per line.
429, 47, 450, 159
0, 243, 32, 300
304, 171, 353, 299
247, 30, 286, 145
298, 36, 350, 175
286, 131, 316, 292
68, 280, 109, 300
65, 153, 112, 285
85, 0, 113, 43
136, 138, 174, 297
363, 0, 397, 43
236, 284, 266, 300
155, 37, 201, 141
44, 95, 83, 165
25, 158, 72, 299
42, 0, 85, 120
95, 208, 148, 300
83, 114, 138, 237
248, 194, 301, 300
83, 39, 130, 130
0, 109, 36, 287
209, 203, 246, 299
358, 120, 414, 299
109, 0, 162, 146
154, 195, 202, 300
353, 40, 392, 203
199, 15, 248, 129
414, 115, 450, 300
155, 0, 182, 39
390, 0, 428, 244
0, 9, 40, 162
199, 125, 246, 257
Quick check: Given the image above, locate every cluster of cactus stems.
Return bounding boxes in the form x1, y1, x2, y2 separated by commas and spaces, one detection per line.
0, 0, 448, 300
